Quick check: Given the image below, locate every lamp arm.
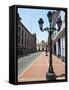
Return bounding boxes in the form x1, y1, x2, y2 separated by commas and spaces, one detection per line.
44, 27, 50, 31
51, 27, 57, 31
41, 27, 57, 32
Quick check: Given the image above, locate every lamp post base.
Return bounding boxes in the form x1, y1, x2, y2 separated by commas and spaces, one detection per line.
46, 66, 56, 80
46, 72, 56, 80
46, 54, 48, 56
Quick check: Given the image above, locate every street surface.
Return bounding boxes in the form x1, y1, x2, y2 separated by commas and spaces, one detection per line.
18, 52, 65, 82
18, 52, 42, 75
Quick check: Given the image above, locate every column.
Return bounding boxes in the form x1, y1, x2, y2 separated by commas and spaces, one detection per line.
56, 41, 59, 57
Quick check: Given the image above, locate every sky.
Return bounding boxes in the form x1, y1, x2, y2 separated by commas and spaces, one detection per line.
18, 8, 65, 43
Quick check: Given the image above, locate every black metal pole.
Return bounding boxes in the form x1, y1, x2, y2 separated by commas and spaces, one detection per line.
39, 46, 40, 51
46, 21, 56, 80
49, 21, 53, 72
49, 31, 53, 70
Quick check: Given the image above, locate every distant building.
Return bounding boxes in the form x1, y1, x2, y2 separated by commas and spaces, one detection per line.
17, 14, 36, 57
36, 40, 47, 51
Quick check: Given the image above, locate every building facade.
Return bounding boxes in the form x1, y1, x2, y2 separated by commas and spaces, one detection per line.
52, 11, 65, 62
18, 18, 36, 57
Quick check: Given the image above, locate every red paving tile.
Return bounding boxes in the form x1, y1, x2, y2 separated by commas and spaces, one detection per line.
18, 52, 65, 82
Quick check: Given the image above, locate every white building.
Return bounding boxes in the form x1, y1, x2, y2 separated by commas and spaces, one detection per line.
36, 40, 46, 51
52, 11, 65, 62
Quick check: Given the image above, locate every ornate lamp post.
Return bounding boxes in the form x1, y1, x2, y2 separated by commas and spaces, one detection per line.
38, 11, 62, 80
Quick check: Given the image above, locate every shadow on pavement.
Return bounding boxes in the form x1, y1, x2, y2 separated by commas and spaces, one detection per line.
56, 74, 65, 78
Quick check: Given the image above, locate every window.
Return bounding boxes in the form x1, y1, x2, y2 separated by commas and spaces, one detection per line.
18, 36, 20, 43
19, 27, 20, 33
18, 27, 21, 37
25, 33, 26, 45
22, 30, 23, 35
22, 37, 23, 44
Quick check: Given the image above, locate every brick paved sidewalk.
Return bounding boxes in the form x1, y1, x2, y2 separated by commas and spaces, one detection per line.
18, 52, 65, 82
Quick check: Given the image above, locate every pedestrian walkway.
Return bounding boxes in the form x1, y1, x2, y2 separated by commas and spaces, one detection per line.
18, 52, 65, 82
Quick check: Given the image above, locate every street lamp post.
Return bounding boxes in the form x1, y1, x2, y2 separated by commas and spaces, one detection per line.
38, 11, 62, 80
39, 45, 40, 51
